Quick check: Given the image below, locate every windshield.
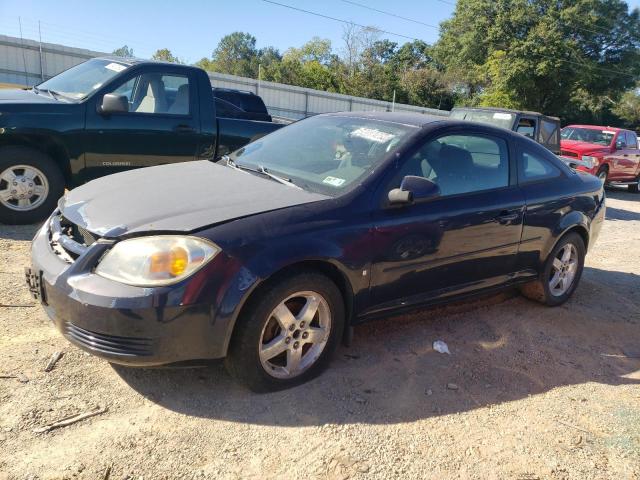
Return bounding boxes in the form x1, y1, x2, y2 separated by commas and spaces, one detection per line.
450, 109, 516, 130
36, 58, 128, 100
229, 115, 417, 196
560, 127, 615, 146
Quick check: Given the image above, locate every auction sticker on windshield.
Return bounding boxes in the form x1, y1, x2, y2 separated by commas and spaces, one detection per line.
323, 176, 346, 187
493, 112, 513, 120
105, 63, 126, 73
351, 127, 395, 143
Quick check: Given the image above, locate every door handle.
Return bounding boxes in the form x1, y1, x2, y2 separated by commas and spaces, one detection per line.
495, 211, 519, 224
173, 124, 195, 133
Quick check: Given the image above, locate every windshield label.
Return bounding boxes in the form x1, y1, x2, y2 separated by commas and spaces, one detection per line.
323, 176, 346, 187
492, 112, 512, 120
351, 127, 395, 143
602, 130, 616, 135
105, 62, 126, 72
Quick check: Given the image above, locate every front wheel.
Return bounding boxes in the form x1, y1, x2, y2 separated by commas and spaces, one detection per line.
225, 272, 345, 392
629, 178, 639, 193
0, 146, 65, 224
596, 166, 608, 185
519, 232, 586, 306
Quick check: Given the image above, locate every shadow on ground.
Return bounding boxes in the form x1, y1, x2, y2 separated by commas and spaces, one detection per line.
0, 223, 41, 241
115, 267, 640, 426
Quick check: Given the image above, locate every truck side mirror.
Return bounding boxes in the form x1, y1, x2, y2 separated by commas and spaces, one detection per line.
98, 94, 129, 114
615, 138, 627, 150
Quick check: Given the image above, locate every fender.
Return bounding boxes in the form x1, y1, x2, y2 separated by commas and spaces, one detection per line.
209, 236, 369, 358
541, 209, 590, 262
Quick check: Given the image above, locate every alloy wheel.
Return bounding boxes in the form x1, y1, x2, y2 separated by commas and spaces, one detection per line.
549, 243, 578, 297
258, 291, 332, 379
0, 165, 49, 211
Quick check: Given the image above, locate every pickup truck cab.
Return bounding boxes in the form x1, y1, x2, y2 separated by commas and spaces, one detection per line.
0, 58, 283, 224
560, 125, 640, 192
450, 107, 561, 154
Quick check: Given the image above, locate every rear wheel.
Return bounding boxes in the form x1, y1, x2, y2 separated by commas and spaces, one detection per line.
0, 146, 65, 224
519, 232, 585, 306
225, 272, 345, 392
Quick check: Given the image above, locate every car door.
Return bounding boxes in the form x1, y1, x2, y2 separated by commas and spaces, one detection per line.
367, 128, 525, 315
82, 67, 202, 181
608, 132, 629, 181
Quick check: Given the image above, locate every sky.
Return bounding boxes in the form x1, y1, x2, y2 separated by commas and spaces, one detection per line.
1, 0, 640, 63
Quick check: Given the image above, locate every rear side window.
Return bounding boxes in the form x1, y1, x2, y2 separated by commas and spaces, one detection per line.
519, 148, 561, 183
539, 119, 559, 144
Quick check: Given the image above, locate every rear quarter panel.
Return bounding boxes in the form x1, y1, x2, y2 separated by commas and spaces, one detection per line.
517, 171, 604, 271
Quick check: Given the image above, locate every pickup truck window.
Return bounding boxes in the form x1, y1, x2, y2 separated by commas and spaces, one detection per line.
516, 118, 536, 138
540, 120, 559, 145
108, 73, 191, 115
36, 58, 128, 100
625, 132, 638, 149
561, 127, 614, 146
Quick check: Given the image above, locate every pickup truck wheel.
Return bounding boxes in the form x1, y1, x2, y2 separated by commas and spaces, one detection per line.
519, 232, 585, 307
0, 147, 65, 224
595, 166, 608, 185
225, 272, 345, 392
629, 180, 639, 193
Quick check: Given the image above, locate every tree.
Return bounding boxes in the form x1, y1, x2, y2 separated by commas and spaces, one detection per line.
112, 45, 134, 58
433, 0, 640, 123
211, 32, 260, 77
613, 87, 640, 127
151, 48, 182, 63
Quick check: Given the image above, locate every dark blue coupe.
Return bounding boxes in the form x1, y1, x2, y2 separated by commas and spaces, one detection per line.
27, 112, 605, 391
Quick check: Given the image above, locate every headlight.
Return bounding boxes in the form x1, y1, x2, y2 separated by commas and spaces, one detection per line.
95, 236, 219, 287
581, 155, 598, 168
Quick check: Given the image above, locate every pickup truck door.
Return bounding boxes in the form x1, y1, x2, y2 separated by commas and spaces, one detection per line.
620, 132, 640, 180
82, 67, 203, 181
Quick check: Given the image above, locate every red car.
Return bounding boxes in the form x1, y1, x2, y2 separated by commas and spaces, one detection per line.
560, 125, 640, 192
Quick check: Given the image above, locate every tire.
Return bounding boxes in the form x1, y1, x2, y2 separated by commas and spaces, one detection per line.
629, 181, 639, 193
595, 166, 608, 185
519, 232, 585, 306
0, 146, 65, 225
225, 271, 345, 392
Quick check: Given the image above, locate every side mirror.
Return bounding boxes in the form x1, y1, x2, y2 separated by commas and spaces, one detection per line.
98, 93, 128, 114
388, 175, 440, 206
615, 139, 626, 150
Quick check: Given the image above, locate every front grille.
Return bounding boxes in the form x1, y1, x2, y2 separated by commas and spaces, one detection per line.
64, 322, 153, 357
561, 150, 579, 158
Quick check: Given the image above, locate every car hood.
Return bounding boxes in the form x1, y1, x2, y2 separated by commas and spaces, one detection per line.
60, 161, 330, 236
561, 139, 611, 155
0, 88, 59, 104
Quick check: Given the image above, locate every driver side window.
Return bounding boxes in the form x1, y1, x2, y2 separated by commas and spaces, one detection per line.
393, 134, 510, 197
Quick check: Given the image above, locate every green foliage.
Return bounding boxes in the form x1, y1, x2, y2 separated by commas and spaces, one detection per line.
112, 45, 134, 58
433, 0, 640, 123
188, 3, 640, 122
151, 48, 182, 64
613, 87, 640, 126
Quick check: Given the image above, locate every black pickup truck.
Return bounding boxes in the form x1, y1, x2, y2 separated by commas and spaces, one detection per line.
0, 58, 283, 224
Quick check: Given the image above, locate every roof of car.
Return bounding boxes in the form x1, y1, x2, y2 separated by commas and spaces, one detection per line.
321, 111, 449, 127
94, 56, 199, 69
565, 124, 626, 132
452, 106, 560, 121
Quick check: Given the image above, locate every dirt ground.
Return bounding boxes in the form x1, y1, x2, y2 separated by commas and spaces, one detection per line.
0, 189, 639, 480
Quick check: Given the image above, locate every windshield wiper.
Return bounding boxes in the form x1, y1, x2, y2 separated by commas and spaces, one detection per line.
224, 156, 301, 189
34, 87, 63, 100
